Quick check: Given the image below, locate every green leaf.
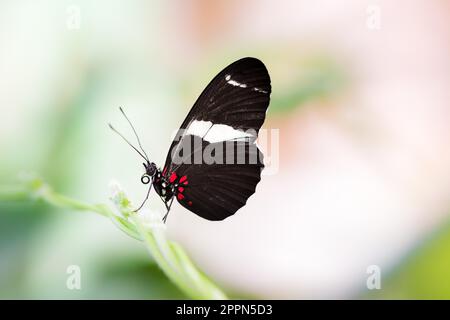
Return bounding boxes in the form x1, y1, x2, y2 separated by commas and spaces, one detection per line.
0, 177, 228, 300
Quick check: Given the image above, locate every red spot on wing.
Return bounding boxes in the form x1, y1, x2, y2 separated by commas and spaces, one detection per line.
169, 172, 177, 183
178, 187, 184, 193
183, 180, 188, 185
177, 193, 185, 201
188, 201, 192, 206
179, 175, 187, 183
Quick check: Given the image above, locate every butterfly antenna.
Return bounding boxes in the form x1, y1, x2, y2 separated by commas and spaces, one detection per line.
108, 123, 148, 162
119, 107, 150, 162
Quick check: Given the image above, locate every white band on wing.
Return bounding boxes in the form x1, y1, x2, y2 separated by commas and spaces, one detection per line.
186, 120, 254, 143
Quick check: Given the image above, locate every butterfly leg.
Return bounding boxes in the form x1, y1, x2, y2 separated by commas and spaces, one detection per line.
162, 197, 174, 223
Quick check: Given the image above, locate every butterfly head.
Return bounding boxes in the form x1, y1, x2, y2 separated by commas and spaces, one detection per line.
141, 161, 157, 184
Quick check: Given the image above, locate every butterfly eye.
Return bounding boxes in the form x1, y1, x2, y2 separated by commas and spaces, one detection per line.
141, 174, 151, 185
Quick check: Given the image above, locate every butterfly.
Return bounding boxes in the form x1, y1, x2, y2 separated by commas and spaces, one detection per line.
110, 57, 271, 222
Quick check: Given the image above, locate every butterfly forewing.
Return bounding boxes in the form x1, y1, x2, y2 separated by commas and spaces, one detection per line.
181, 57, 270, 130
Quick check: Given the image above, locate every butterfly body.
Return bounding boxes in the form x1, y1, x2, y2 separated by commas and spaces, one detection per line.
151, 168, 172, 201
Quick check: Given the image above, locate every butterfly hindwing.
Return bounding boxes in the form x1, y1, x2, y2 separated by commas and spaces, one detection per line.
165, 136, 264, 220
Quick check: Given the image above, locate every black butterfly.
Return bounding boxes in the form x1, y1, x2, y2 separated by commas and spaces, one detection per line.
110, 57, 271, 222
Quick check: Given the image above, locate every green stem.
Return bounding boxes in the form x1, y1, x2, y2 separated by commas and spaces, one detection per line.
0, 177, 227, 300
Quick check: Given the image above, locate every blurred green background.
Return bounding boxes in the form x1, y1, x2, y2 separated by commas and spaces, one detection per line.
0, 0, 449, 299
